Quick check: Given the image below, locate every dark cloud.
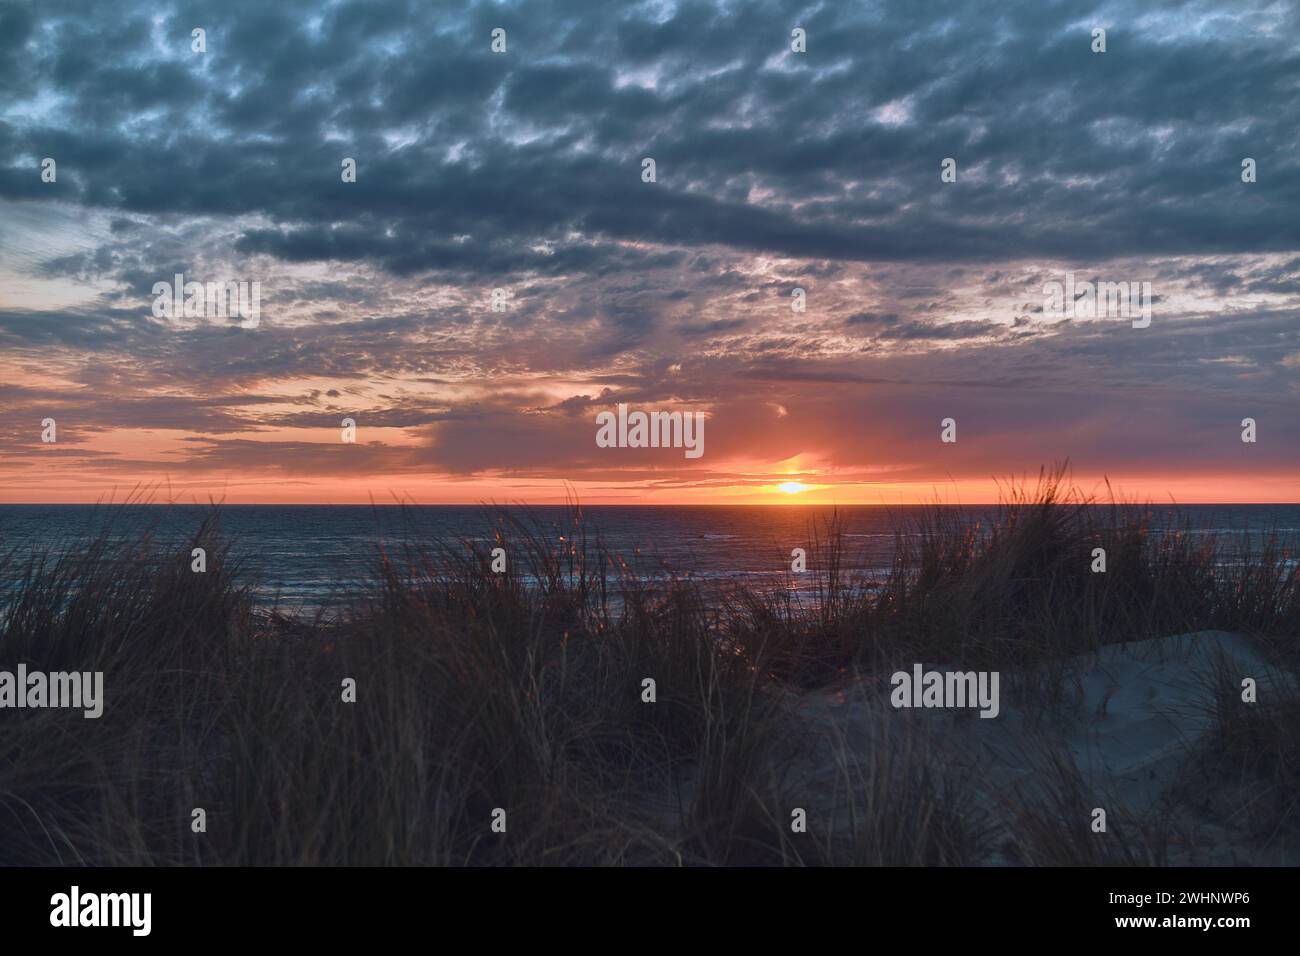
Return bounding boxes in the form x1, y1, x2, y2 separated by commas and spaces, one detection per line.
1, 0, 1297, 273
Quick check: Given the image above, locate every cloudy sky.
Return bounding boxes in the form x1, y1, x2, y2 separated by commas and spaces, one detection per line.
1, 0, 1297, 504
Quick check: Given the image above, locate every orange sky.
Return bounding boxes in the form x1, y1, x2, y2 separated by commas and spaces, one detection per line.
3, 445, 1296, 506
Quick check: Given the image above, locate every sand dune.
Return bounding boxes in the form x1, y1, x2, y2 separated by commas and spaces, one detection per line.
790, 631, 1297, 864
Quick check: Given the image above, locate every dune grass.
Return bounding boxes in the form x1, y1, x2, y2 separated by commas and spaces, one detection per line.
0, 467, 1296, 865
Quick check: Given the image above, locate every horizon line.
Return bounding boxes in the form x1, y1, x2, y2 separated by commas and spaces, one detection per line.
4, 499, 1299, 508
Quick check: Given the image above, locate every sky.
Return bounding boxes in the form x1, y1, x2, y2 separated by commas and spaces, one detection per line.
0, 0, 1298, 505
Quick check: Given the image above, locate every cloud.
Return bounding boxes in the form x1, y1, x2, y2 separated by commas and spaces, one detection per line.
0, 0, 1297, 499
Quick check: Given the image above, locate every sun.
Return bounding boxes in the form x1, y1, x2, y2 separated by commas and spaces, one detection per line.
778, 481, 810, 495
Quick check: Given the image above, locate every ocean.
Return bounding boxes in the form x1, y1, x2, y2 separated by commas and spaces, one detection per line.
2, 504, 1298, 614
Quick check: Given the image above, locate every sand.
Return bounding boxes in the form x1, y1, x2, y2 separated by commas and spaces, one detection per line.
787, 630, 1296, 864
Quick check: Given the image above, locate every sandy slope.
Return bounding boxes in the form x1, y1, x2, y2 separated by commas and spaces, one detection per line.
788, 630, 1296, 864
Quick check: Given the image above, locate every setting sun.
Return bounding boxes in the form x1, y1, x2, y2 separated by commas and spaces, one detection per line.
778, 482, 810, 495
